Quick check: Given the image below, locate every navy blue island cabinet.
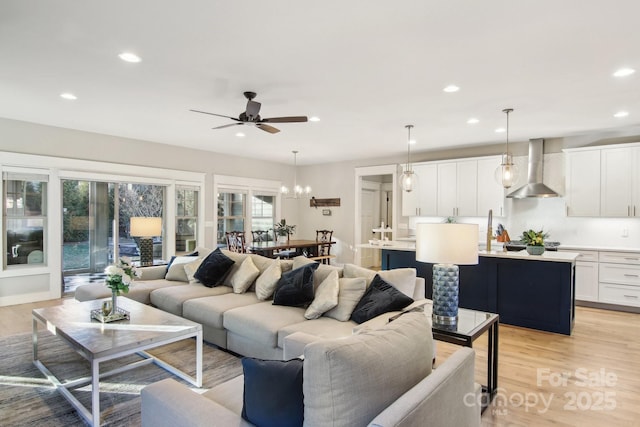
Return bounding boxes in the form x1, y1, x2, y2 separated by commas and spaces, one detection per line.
382, 249, 576, 335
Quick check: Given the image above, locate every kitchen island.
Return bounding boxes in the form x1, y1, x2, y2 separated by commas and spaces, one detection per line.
371, 243, 579, 335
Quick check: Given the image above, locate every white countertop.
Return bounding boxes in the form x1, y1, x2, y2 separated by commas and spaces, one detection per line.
558, 244, 640, 253
357, 241, 578, 263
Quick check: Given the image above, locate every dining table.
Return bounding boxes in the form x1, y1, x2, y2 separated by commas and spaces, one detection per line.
247, 239, 335, 259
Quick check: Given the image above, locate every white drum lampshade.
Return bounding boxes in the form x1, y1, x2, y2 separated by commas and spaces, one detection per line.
416, 223, 479, 325
130, 217, 162, 266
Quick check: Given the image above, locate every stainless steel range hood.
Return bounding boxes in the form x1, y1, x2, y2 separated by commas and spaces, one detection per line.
507, 138, 559, 198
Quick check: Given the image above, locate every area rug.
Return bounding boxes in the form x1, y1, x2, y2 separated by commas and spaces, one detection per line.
0, 331, 243, 426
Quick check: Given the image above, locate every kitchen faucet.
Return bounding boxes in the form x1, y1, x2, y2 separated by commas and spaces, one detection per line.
486, 209, 493, 252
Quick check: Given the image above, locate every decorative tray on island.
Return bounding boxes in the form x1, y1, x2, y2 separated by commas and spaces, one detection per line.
90, 307, 130, 323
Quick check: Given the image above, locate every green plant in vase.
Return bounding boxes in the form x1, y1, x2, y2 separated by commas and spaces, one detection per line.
520, 229, 549, 255
273, 219, 296, 243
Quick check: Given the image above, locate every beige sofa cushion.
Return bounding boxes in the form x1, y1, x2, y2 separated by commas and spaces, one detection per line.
323, 277, 366, 321
183, 292, 260, 330
292, 256, 344, 289
343, 263, 416, 298
150, 283, 232, 316
165, 256, 200, 282
255, 259, 282, 300
304, 270, 339, 320
303, 312, 433, 427
223, 302, 306, 348
231, 256, 260, 293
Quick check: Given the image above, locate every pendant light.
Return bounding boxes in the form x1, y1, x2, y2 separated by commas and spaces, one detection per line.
281, 150, 311, 199
495, 108, 519, 188
400, 124, 417, 192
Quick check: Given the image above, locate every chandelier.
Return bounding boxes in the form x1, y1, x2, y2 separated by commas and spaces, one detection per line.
281, 150, 311, 199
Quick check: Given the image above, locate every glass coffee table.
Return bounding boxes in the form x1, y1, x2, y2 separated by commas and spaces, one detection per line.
32, 298, 203, 426
431, 307, 499, 410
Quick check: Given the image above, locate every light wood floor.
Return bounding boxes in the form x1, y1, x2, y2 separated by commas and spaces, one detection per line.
2, 299, 639, 426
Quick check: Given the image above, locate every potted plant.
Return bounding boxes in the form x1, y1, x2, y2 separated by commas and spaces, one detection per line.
520, 229, 549, 255
273, 219, 296, 243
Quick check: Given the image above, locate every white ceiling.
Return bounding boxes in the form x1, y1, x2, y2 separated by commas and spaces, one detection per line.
1, 1, 640, 165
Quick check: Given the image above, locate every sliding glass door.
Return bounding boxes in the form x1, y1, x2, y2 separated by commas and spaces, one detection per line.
62, 180, 164, 292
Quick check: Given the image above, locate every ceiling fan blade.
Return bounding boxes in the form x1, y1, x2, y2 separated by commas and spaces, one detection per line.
261, 116, 308, 123
246, 100, 261, 119
190, 109, 240, 121
212, 123, 244, 130
256, 123, 281, 134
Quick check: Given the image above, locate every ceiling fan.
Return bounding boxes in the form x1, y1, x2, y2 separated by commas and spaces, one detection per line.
190, 91, 308, 134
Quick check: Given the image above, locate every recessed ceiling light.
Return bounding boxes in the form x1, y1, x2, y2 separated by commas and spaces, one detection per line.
443, 85, 460, 93
614, 111, 629, 118
613, 68, 635, 78
309, 116, 320, 122
235, 132, 245, 137
467, 118, 479, 124
495, 127, 506, 133
60, 93, 77, 100
408, 139, 417, 145
118, 52, 142, 63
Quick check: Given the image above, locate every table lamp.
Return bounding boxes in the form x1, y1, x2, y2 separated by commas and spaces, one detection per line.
416, 223, 479, 325
130, 217, 162, 266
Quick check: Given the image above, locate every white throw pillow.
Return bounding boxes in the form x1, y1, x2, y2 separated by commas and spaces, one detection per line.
343, 264, 416, 298
292, 256, 343, 290
184, 257, 204, 283
255, 259, 282, 300
165, 256, 200, 282
305, 270, 339, 320
324, 277, 367, 321
231, 256, 261, 294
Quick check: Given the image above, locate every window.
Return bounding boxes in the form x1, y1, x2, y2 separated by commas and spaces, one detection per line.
4, 173, 48, 267
252, 194, 275, 237
217, 192, 245, 245
176, 187, 198, 253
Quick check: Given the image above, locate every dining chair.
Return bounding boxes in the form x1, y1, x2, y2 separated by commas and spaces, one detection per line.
225, 231, 247, 253
251, 229, 271, 243
310, 229, 335, 264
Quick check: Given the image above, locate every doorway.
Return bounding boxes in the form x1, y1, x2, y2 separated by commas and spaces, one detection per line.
354, 165, 398, 268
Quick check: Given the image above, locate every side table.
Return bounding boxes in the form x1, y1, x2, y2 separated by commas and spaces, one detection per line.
431, 307, 499, 411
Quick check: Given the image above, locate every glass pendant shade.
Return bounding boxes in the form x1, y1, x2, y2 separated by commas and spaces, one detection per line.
400, 124, 417, 192
494, 154, 519, 188
495, 108, 519, 188
400, 170, 417, 192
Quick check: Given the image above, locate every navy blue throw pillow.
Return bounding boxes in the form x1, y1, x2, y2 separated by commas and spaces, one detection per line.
241, 357, 304, 427
272, 263, 319, 307
350, 274, 414, 324
193, 248, 234, 287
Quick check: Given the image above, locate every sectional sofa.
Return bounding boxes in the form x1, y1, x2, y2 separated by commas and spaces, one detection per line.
75, 247, 430, 360
76, 247, 481, 426
141, 312, 481, 427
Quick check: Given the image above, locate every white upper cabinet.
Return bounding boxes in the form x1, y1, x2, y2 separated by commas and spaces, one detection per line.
477, 156, 505, 216
437, 162, 458, 217
565, 149, 601, 216
601, 147, 633, 217
401, 164, 437, 216
402, 155, 505, 218
565, 143, 640, 218
456, 160, 478, 217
